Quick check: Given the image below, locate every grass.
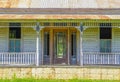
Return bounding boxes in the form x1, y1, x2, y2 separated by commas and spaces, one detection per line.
0, 78, 120, 82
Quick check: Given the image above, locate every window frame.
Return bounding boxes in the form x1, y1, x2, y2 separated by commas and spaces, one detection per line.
71, 32, 77, 57
43, 31, 50, 57
9, 23, 21, 52
99, 23, 112, 53
100, 39, 111, 53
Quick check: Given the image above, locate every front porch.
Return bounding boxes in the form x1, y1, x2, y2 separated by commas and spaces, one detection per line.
0, 19, 120, 66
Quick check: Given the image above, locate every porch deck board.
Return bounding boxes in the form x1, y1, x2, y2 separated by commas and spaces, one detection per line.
0, 64, 120, 68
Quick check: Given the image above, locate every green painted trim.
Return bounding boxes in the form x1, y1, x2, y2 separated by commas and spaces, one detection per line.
0, 19, 120, 22
0, 19, 119, 27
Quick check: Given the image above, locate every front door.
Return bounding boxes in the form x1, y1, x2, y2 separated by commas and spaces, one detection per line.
54, 30, 67, 64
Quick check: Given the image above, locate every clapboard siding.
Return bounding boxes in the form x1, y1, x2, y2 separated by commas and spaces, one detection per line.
22, 27, 36, 52
0, 28, 8, 52
83, 28, 99, 52
112, 28, 120, 52
30, 0, 120, 8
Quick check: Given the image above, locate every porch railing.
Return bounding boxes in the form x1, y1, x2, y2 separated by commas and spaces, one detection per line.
0, 52, 36, 65
83, 52, 120, 65
0, 52, 120, 66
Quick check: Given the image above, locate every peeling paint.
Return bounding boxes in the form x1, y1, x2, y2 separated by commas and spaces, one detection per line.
0, 0, 20, 8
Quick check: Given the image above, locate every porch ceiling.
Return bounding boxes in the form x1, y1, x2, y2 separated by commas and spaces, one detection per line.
0, 14, 120, 19
0, 8, 120, 19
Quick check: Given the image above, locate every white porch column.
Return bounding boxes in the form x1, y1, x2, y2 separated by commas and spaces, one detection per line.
36, 32, 40, 66
76, 22, 85, 66
80, 31, 83, 66
33, 22, 42, 66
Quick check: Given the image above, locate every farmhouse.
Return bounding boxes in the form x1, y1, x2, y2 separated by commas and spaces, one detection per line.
0, 0, 120, 67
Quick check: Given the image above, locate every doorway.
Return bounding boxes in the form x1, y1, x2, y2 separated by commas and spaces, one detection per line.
43, 28, 77, 65
53, 30, 68, 64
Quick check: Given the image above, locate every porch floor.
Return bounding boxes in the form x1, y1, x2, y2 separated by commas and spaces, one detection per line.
0, 64, 120, 68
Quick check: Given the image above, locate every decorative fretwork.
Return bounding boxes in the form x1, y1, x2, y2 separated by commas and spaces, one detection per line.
0, 19, 119, 27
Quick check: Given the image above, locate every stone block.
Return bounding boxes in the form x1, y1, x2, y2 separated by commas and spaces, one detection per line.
0, 67, 119, 80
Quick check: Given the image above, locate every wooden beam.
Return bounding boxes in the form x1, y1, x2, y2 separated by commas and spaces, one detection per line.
50, 29, 53, 65
41, 29, 44, 65
68, 28, 70, 65
77, 30, 80, 65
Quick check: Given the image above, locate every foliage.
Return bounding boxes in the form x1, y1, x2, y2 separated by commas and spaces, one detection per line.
0, 78, 120, 82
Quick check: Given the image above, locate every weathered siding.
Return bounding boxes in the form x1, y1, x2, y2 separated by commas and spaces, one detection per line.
30, 0, 99, 8
82, 27, 120, 53
0, 27, 8, 52
0, 24, 37, 52
83, 28, 99, 52
22, 27, 36, 52
0, 0, 119, 8
112, 28, 120, 52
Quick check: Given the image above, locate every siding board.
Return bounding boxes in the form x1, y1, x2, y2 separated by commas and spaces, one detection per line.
83, 28, 99, 52
0, 28, 8, 52
23, 27, 36, 52
112, 28, 120, 52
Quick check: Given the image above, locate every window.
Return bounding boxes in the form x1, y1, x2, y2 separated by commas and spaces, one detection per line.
100, 23, 112, 52
71, 32, 76, 57
44, 32, 49, 57
55, 32, 66, 58
9, 23, 21, 52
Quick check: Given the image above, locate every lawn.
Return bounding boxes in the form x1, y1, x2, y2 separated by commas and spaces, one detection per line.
0, 78, 120, 82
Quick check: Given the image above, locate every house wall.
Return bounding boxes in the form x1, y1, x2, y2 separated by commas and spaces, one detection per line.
22, 27, 36, 52
0, 23, 9, 52
0, 27, 118, 53
0, 0, 119, 8
0, 23, 37, 52
0, 28, 8, 52
112, 28, 120, 52
30, 0, 120, 8
0, 26, 119, 53
0, 23, 119, 53
83, 28, 99, 52
82, 27, 120, 53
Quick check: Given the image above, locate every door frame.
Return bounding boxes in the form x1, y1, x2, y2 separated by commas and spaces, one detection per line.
53, 29, 68, 64
43, 27, 77, 65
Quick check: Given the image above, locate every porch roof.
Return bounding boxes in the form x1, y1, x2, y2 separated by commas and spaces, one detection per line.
0, 8, 120, 19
